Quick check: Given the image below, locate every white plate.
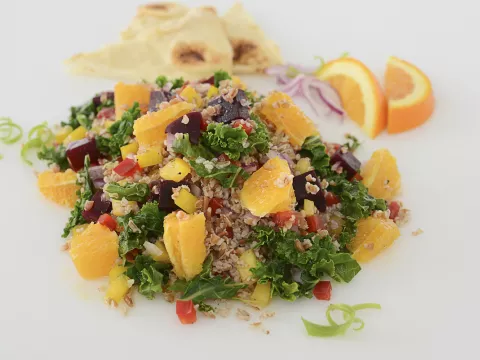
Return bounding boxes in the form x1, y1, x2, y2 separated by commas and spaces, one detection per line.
0, 1, 477, 359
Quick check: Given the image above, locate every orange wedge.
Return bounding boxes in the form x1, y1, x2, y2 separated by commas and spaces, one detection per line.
317, 57, 387, 138
37, 169, 79, 207
385, 56, 434, 133
361, 149, 401, 200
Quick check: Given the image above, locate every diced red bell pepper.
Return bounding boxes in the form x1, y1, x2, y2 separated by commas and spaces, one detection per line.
306, 215, 325, 233
113, 158, 141, 177
325, 192, 340, 207
96, 107, 115, 120
125, 248, 140, 263
351, 173, 363, 182
232, 120, 253, 135
272, 211, 298, 227
209, 197, 223, 215
313, 281, 332, 300
176, 300, 197, 325
98, 214, 117, 231
200, 117, 209, 131
218, 153, 240, 166
226, 226, 233, 238
389, 201, 401, 220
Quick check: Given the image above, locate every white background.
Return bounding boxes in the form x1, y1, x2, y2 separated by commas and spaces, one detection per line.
0, 1, 478, 359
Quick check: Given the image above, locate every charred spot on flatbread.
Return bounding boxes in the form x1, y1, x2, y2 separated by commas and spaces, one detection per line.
173, 43, 206, 65
231, 39, 268, 67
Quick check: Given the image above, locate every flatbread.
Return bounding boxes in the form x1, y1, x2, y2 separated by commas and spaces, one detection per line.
222, 3, 283, 73
65, 7, 233, 82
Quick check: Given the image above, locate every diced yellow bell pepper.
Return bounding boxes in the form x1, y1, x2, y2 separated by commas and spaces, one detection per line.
207, 86, 219, 99
173, 188, 197, 214
55, 126, 73, 144
109, 265, 126, 280
120, 141, 139, 160
112, 199, 139, 216
106, 274, 130, 304
303, 199, 316, 216
180, 85, 202, 107
63, 126, 87, 146
232, 76, 247, 90
295, 158, 312, 175
137, 147, 163, 168
237, 249, 257, 283
247, 282, 272, 309
159, 158, 191, 182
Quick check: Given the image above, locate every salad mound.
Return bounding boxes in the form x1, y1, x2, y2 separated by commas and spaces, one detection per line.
36, 71, 406, 323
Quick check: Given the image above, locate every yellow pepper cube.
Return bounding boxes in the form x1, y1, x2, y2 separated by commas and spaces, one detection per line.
63, 126, 87, 146
173, 188, 197, 214
249, 282, 272, 309
106, 274, 130, 304
120, 141, 139, 160
295, 158, 312, 175
207, 86, 219, 99
237, 249, 257, 283
55, 126, 73, 144
109, 265, 126, 280
159, 158, 191, 182
137, 147, 163, 168
180, 85, 202, 107
112, 199, 139, 216
303, 199, 316, 216
232, 76, 247, 90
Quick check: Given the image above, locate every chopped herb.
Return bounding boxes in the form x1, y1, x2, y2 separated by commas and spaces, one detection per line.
155, 75, 168, 88
213, 70, 232, 87
171, 77, 185, 90
343, 134, 361, 152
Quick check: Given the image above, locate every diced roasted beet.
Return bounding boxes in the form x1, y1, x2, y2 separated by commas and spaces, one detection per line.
93, 91, 114, 107
148, 90, 168, 112
293, 170, 326, 212
165, 112, 202, 144
200, 76, 215, 85
66, 138, 100, 171
208, 89, 249, 124
82, 190, 112, 223
330, 149, 361, 180
149, 180, 185, 211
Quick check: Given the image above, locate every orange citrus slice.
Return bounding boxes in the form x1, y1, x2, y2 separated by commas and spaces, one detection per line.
385, 56, 434, 133
37, 169, 79, 207
361, 149, 401, 200
316, 57, 387, 138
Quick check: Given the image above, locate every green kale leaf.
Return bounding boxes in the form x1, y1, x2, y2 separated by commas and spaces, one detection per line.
96, 103, 141, 158
248, 114, 270, 154
172, 133, 214, 160
62, 156, 93, 238
155, 75, 168, 88
343, 134, 361, 152
213, 70, 232, 87
300, 135, 330, 177
117, 202, 166, 256
62, 100, 96, 130
201, 123, 248, 160
126, 255, 171, 300
37, 144, 69, 171
171, 77, 185, 89
104, 182, 150, 202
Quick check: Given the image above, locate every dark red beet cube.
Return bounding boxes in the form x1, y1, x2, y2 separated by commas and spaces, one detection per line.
208, 89, 249, 124
149, 180, 185, 211
165, 112, 202, 144
149, 90, 168, 112
293, 170, 326, 212
82, 190, 112, 223
93, 91, 114, 107
330, 149, 361, 180
66, 138, 100, 172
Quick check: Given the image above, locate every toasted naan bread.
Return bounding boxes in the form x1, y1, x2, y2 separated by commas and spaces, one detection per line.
223, 3, 283, 73
65, 7, 233, 82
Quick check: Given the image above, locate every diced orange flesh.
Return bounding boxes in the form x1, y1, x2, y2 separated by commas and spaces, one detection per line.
317, 57, 387, 138
114, 82, 151, 120
259, 91, 319, 146
385, 56, 435, 134
37, 169, 80, 208
361, 149, 401, 200
240, 157, 295, 217
69, 223, 119, 279
133, 102, 194, 148
347, 217, 400, 262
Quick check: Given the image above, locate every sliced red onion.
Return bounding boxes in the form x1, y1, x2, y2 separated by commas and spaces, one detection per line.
309, 78, 344, 116
190, 184, 202, 197
166, 133, 175, 151
267, 150, 295, 170
244, 211, 260, 225
93, 179, 106, 190
241, 162, 259, 174
88, 165, 104, 181
265, 65, 290, 76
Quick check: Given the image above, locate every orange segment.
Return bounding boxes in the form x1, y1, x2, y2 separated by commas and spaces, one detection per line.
361, 149, 401, 200
316, 57, 387, 138
114, 82, 151, 120
347, 217, 400, 262
70, 223, 119, 279
37, 169, 80, 207
259, 91, 319, 146
385, 56, 434, 134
